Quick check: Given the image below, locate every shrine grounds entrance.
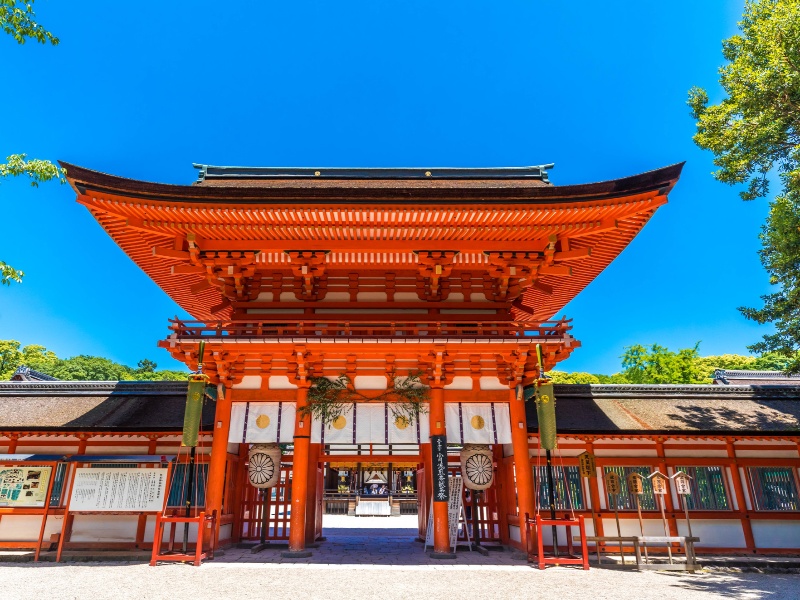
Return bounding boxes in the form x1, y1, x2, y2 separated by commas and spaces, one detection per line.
236, 444, 504, 554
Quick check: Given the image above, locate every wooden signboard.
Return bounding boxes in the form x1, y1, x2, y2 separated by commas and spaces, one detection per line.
627, 472, 644, 495
605, 471, 621, 495
424, 475, 468, 552
431, 435, 449, 503
0, 466, 52, 507
673, 472, 692, 495
578, 451, 596, 478
650, 472, 668, 495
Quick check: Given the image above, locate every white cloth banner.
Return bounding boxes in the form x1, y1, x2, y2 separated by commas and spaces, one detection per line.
228, 402, 296, 444
445, 403, 512, 444
311, 405, 355, 444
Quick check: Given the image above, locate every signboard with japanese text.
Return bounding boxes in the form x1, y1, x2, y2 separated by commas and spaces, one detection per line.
627, 472, 644, 495
0, 466, 52, 507
673, 472, 692, 495
431, 435, 449, 503
578, 451, 596, 478
651, 473, 668, 495
605, 471, 621, 495
68, 468, 168, 512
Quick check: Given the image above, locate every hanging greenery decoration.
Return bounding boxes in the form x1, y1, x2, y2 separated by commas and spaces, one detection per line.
301, 372, 429, 427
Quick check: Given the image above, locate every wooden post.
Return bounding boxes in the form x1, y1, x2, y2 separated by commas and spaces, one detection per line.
508, 386, 535, 550
286, 386, 312, 556
428, 386, 452, 557
305, 442, 320, 545
205, 383, 232, 540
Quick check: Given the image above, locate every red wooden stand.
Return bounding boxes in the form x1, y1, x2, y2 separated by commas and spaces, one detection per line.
525, 513, 589, 570
150, 510, 217, 566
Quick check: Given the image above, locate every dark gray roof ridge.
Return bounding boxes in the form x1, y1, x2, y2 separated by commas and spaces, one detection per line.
193, 164, 555, 183
0, 380, 189, 397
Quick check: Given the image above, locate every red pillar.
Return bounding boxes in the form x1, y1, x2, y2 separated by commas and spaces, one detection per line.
428, 387, 453, 557
286, 386, 312, 555
305, 443, 321, 545
508, 386, 535, 549
206, 383, 232, 540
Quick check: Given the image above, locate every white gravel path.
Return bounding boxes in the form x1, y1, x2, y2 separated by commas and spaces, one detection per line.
3, 516, 798, 600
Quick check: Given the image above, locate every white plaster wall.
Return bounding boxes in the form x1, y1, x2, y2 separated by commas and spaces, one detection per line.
735, 450, 800, 459
353, 376, 387, 390
752, 520, 800, 549
592, 448, 659, 458
600, 518, 666, 537
269, 376, 298, 390
70, 514, 139, 542
675, 519, 745, 548
509, 524, 521, 543
664, 449, 729, 458
444, 376, 472, 390
232, 376, 262, 390
0, 515, 60, 542
144, 516, 198, 543
479, 377, 509, 391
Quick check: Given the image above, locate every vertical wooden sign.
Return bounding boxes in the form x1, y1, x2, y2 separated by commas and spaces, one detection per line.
578, 451, 596, 478
431, 435, 449, 503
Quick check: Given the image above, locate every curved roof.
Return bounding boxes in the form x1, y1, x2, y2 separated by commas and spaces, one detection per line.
61, 162, 683, 321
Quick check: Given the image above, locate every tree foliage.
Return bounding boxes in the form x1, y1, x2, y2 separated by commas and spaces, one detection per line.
0, 339, 189, 381
0, 0, 58, 45
621, 343, 702, 384
689, 0, 800, 372
1, 3, 63, 285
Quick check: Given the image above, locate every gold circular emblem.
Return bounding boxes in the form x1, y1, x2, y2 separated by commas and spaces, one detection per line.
332, 416, 347, 430
395, 416, 409, 430
425, 171, 432, 177
256, 414, 270, 429
314, 171, 321, 176
191, 392, 202, 401
539, 394, 551, 404
471, 415, 485, 430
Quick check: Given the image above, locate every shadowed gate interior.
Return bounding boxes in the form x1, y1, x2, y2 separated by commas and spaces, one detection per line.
236, 445, 501, 546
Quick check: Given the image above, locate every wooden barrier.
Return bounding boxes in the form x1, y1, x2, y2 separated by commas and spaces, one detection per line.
150, 510, 217, 566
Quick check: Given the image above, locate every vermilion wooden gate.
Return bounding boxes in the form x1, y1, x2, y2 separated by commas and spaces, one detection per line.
239, 463, 292, 541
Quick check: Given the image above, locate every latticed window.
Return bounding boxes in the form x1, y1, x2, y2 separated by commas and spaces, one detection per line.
603, 466, 656, 511
675, 466, 730, 511
48, 463, 69, 507
747, 467, 800, 511
167, 463, 209, 508
532, 465, 584, 511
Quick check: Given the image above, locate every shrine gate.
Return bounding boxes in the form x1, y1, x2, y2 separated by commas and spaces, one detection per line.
61, 161, 683, 555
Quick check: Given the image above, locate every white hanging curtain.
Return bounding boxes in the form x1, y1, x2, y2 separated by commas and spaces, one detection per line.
311, 403, 431, 444
445, 402, 512, 444
228, 402, 296, 444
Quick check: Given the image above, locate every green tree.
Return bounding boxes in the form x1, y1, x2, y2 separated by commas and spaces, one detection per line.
0, 339, 189, 381
621, 343, 702, 384
545, 371, 602, 384
689, 0, 800, 372
1, 1, 62, 285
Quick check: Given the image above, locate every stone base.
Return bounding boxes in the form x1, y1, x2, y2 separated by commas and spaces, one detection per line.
429, 551, 457, 560
281, 550, 313, 558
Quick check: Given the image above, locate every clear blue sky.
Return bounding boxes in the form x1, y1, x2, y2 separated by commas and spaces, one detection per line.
1, 1, 770, 375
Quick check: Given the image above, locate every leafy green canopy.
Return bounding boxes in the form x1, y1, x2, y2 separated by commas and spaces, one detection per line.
0, 0, 58, 45
689, 0, 800, 372
547, 344, 791, 385
0, 340, 189, 381
1, 3, 62, 285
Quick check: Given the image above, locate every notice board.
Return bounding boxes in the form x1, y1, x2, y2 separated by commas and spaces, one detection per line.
0, 466, 52, 507
68, 468, 168, 512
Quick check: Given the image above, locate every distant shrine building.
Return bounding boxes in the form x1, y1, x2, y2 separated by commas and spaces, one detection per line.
2, 161, 800, 558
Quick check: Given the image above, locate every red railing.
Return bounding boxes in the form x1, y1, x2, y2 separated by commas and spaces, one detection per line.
166, 318, 572, 341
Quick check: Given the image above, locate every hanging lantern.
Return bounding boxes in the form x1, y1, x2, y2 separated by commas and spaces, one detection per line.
535, 382, 557, 450
181, 375, 207, 448
460, 444, 494, 490
248, 444, 282, 489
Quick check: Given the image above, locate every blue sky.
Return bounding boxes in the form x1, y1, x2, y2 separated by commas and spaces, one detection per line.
1, 1, 769, 375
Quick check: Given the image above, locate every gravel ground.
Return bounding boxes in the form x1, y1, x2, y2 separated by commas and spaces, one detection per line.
2, 516, 798, 600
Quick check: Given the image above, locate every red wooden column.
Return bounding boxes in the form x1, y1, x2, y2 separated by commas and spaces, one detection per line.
508, 386, 534, 549
305, 442, 321, 545
428, 386, 453, 557
206, 383, 232, 539
285, 386, 312, 556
